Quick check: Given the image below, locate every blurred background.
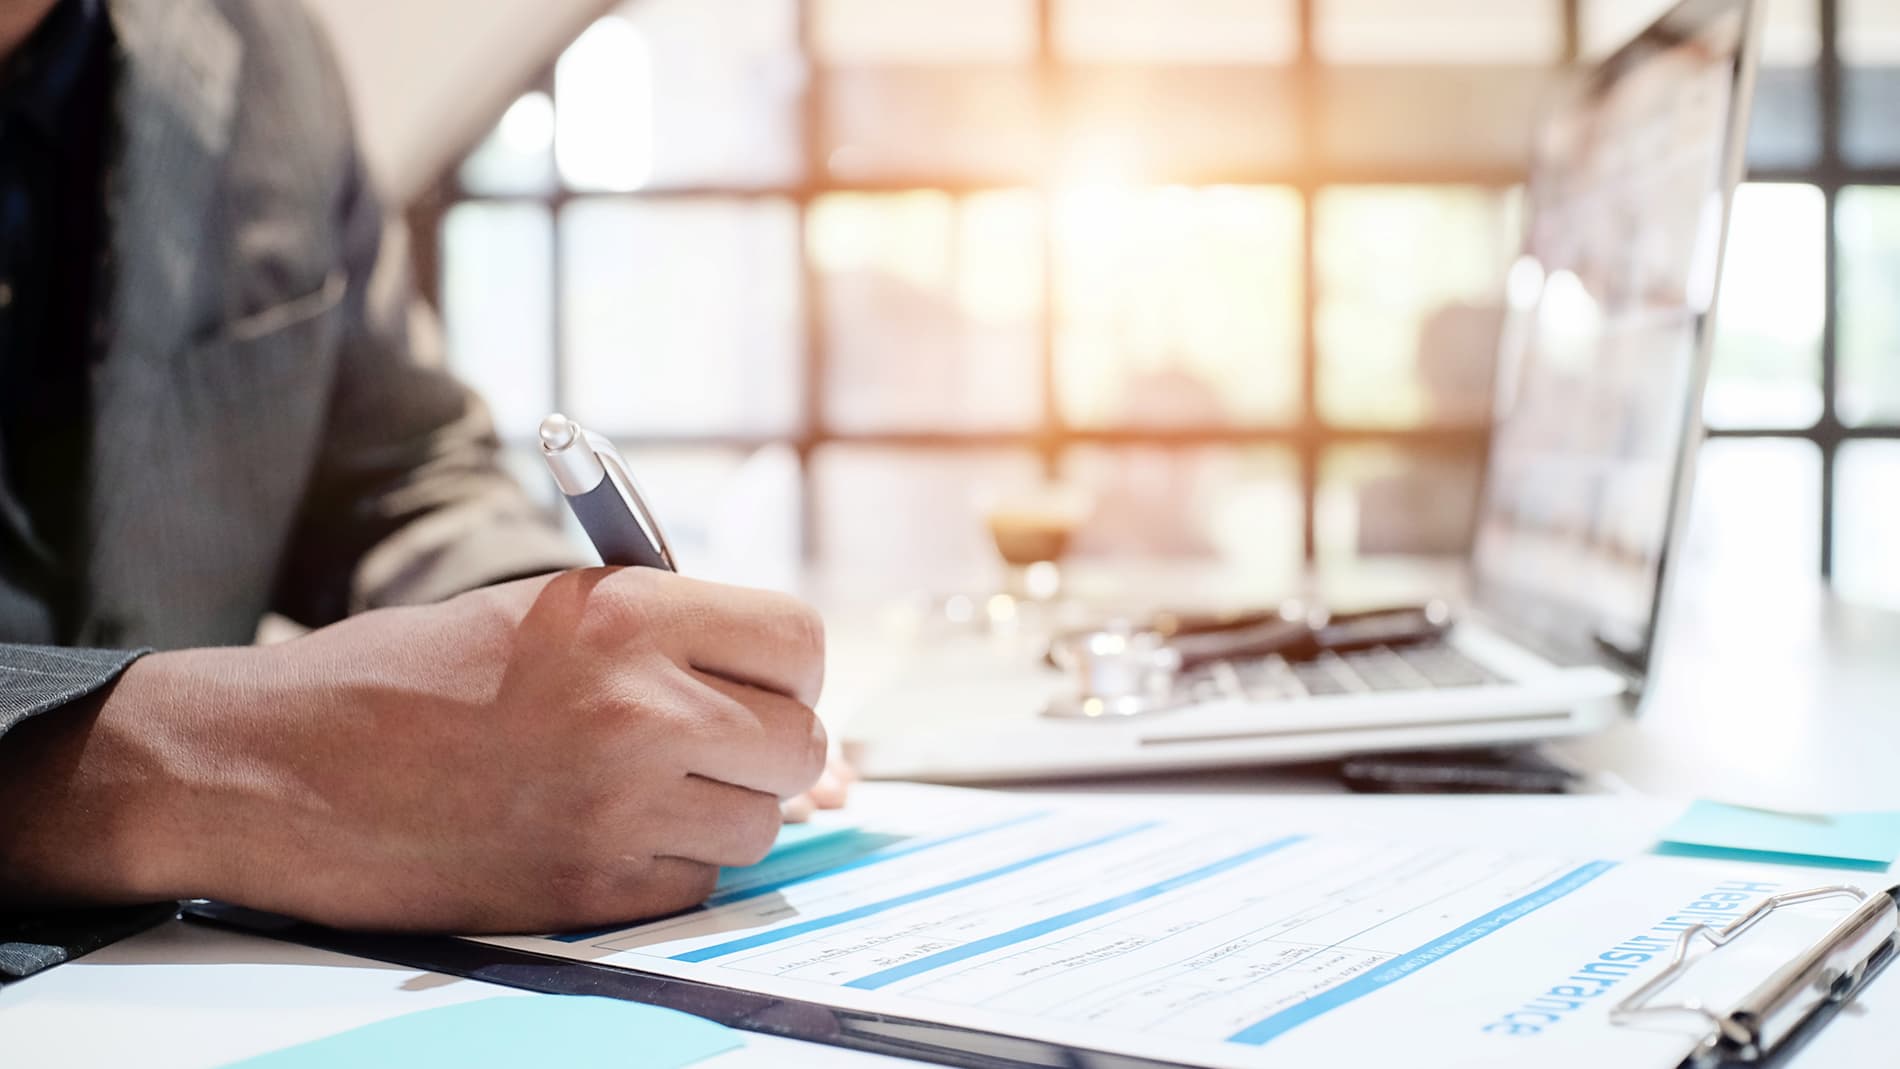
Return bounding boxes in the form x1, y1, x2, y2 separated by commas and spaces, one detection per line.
312, 0, 1898, 606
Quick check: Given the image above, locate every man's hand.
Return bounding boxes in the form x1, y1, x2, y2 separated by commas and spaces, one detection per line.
0, 569, 829, 933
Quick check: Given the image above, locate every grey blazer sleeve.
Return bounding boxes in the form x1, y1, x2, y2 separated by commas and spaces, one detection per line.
267, 30, 582, 628
0, 644, 146, 740
0, 644, 167, 982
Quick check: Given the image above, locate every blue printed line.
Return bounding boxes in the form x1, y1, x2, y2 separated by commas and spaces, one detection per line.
843, 834, 1309, 991
673, 822, 1161, 963
1225, 860, 1618, 1046
550, 811, 1049, 943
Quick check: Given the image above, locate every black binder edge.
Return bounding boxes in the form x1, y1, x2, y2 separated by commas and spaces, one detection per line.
181, 901, 1193, 1069
1699, 932, 1896, 1069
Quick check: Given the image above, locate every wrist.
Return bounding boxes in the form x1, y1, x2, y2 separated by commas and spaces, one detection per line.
0, 646, 273, 908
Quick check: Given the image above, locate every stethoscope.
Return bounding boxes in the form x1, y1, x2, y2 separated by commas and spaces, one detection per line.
1042, 601, 1453, 720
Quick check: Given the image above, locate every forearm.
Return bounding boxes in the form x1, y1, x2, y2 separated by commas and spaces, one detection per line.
0, 650, 251, 908
0, 570, 831, 939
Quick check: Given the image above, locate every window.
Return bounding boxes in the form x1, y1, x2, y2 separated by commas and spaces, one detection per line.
559, 198, 802, 437
428, 0, 1896, 599
812, 190, 1044, 432
1704, 183, 1825, 430
1056, 186, 1304, 429
1837, 187, 1900, 428
1841, 0, 1900, 165
1315, 186, 1518, 428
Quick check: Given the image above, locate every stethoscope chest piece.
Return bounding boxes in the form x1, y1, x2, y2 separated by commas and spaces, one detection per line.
1044, 622, 1187, 720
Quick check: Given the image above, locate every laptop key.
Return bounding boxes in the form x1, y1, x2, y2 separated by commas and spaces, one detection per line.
1229, 657, 1303, 702
1395, 645, 1500, 688
1290, 661, 1350, 696
1338, 648, 1426, 693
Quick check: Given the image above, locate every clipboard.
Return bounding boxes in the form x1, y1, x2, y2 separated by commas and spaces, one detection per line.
185, 881, 1899, 1069
1611, 884, 1899, 1069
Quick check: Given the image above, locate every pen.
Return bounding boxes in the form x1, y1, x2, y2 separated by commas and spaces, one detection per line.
538, 412, 677, 571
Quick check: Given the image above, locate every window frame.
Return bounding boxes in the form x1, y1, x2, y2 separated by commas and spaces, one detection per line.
413, 0, 1900, 582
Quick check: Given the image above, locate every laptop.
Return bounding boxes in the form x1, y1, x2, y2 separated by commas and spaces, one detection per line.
845, 0, 1766, 784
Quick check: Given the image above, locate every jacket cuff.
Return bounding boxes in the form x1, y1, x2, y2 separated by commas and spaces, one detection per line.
0, 645, 151, 740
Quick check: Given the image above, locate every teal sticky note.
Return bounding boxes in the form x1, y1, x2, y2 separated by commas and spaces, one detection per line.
222, 995, 743, 1069
713, 822, 906, 901
1654, 801, 1900, 871
767, 820, 862, 857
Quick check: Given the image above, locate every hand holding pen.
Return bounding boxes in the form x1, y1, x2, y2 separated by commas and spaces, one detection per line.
31, 420, 836, 937
539, 412, 854, 818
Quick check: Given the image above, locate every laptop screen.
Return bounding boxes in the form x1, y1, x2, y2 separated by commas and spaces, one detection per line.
1471, 0, 1761, 674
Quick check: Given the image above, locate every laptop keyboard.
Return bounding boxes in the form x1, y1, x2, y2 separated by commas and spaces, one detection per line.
1175, 640, 1506, 704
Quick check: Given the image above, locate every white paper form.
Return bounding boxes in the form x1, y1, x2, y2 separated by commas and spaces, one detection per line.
477, 784, 1879, 1069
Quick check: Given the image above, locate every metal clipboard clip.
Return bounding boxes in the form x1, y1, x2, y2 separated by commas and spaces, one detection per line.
1611, 883, 1900, 1068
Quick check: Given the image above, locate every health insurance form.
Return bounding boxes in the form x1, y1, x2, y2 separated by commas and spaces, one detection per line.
477, 784, 1874, 1068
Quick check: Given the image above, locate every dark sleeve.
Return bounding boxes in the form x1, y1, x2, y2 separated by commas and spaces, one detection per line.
0, 644, 146, 740
268, 33, 582, 628
0, 645, 172, 982
0, 902, 177, 981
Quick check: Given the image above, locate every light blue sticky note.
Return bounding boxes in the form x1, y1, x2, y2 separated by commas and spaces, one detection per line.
222, 995, 743, 1069
1654, 800, 1900, 871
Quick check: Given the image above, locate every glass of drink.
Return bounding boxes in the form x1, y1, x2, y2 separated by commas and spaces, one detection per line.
981, 483, 1092, 605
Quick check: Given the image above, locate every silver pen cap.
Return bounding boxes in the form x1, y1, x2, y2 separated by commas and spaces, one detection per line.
539, 413, 607, 496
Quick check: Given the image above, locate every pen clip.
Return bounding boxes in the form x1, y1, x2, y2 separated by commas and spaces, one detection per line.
581, 428, 678, 572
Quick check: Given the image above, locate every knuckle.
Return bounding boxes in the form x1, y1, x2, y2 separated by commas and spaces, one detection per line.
668, 675, 748, 741
686, 863, 720, 906
594, 567, 671, 635
596, 658, 701, 744
544, 857, 625, 920
768, 597, 827, 704
652, 863, 720, 915
798, 709, 830, 782
560, 781, 629, 848
742, 586, 821, 649
784, 600, 826, 662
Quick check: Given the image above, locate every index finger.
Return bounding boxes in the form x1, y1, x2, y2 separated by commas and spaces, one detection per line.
680, 669, 830, 799
619, 570, 826, 707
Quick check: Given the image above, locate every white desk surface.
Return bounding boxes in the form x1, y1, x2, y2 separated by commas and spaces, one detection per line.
4, 563, 1898, 1066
